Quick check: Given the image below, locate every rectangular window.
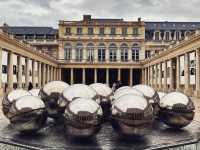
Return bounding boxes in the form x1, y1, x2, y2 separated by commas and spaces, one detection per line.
99, 27, 105, 35
122, 27, 127, 36
77, 27, 83, 35
98, 49, 105, 62
110, 27, 116, 36
65, 27, 71, 35
133, 27, 139, 35
88, 27, 94, 35
145, 50, 151, 58
2, 65, 7, 73
13, 65, 17, 75
22, 65, 25, 75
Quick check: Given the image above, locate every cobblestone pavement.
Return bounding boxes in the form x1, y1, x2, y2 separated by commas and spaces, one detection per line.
0, 97, 199, 120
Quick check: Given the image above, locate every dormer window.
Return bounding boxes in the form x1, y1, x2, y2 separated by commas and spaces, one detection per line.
88, 27, 94, 35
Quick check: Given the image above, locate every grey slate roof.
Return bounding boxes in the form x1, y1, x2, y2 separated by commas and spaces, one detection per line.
5, 26, 58, 35
145, 22, 200, 30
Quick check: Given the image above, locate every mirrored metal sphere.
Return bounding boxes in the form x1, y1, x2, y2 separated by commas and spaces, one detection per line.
39, 81, 69, 118
8, 96, 47, 133
90, 83, 113, 120
2, 89, 31, 118
64, 97, 103, 138
114, 86, 132, 94
62, 84, 97, 103
158, 92, 166, 100
111, 94, 153, 136
133, 84, 160, 116
29, 89, 40, 97
113, 87, 143, 102
159, 92, 195, 128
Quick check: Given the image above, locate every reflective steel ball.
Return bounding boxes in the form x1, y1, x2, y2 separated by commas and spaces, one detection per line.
39, 81, 69, 118
2, 89, 31, 119
64, 97, 103, 138
62, 84, 97, 104
133, 85, 160, 115
158, 92, 166, 100
29, 89, 40, 97
113, 87, 143, 102
90, 83, 113, 120
8, 96, 47, 133
111, 94, 153, 136
159, 92, 195, 128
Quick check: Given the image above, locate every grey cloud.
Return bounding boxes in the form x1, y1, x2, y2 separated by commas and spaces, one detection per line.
0, 0, 200, 28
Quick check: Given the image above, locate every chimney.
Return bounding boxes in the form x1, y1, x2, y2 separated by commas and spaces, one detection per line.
138, 17, 141, 22
83, 15, 91, 21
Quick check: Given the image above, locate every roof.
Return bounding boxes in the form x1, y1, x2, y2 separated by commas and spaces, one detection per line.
145, 22, 200, 30
4, 26, 58, 35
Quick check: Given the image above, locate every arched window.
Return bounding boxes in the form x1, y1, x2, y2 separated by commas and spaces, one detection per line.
132, 43, 140, 61
87, 43, 94, 62
98, 43, 106, 62
109, 43, 117, 62
64, 43, 72, 60
120, 43, 128, 62
76, 43, 83, 62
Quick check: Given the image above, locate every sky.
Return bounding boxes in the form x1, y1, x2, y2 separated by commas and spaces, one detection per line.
0, 0, 200, 28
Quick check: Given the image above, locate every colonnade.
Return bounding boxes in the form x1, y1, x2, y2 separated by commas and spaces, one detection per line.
0, 46, 61, 95
143, 48, 200, 97
67, 68, 137, 86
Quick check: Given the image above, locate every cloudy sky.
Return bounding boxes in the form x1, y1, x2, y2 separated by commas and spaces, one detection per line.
0, 0, 200, 28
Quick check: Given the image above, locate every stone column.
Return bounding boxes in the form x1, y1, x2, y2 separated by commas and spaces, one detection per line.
176, 56, 180, 91
51, 66, 54, 81
25, 58, 30, 90
54, 67, 57, 81
70, 68, 74, 84
158, 63, 162, 90
184, 53, 190, 95
106, 68, 109, 85
128, 49, 132, 62
195, 49, 200, 97
46, 64, 49, 83
7, 51, 13, 92
82, 68, 85, 84
17, 55, 22, 89
144, 68, 147, 85
83, 46, 87, 62
59, 68, 62, 80
142, 68, 145, 84
32, 60, 36, 88
0, 47, 2, 96
106, 49, 109, 63
94, 68, 97, 83
130, 69, 133, 86
163, 61, 167, 92
38, 62, 41, 88
94, 46, 98, 63
117, 48, 121, 62
42, 63, 46, 86
71, 45, 76, 63
150, 66, 153, 87
169, 59, 174, 91
148, 67, 150, 85
155, 65, 158, 89
118, 69, 121, 81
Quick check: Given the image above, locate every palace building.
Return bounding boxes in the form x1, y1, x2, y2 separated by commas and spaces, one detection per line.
1, 15, 200, 97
